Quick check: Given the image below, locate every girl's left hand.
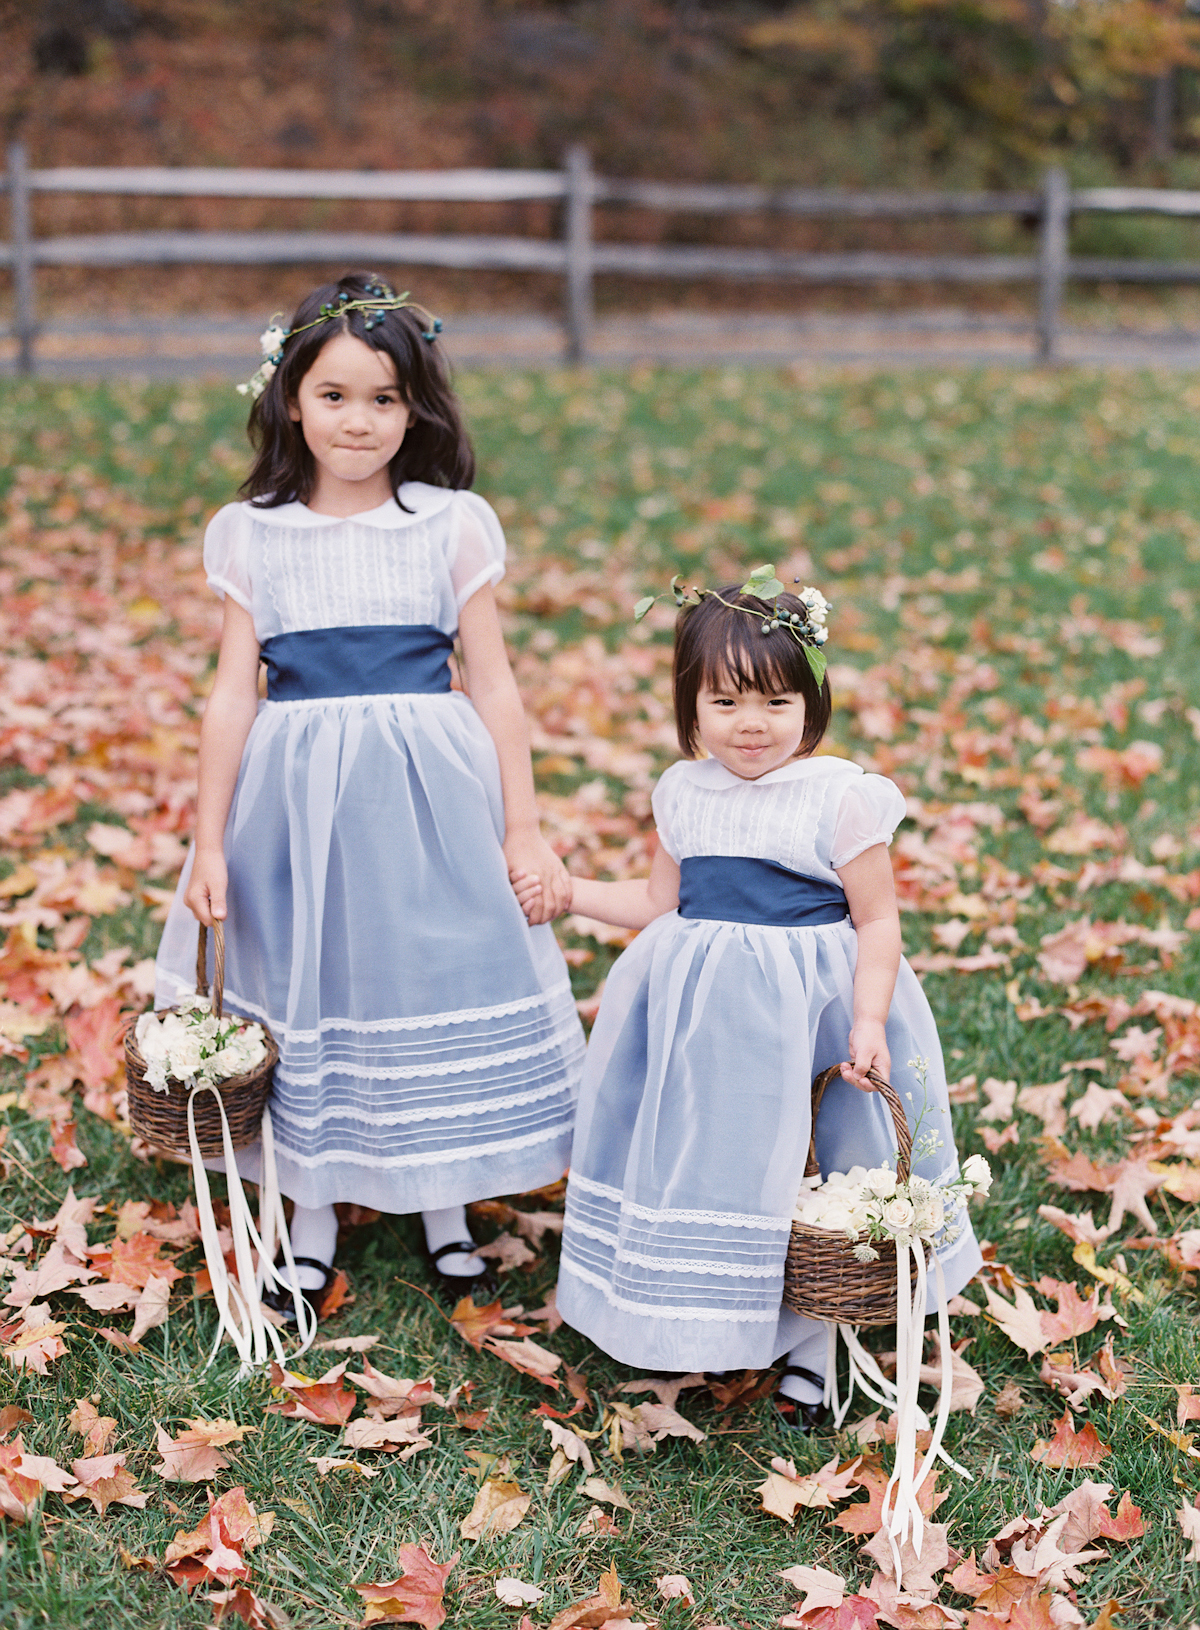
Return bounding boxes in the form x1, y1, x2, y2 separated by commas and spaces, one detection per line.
841, 1018, 890, 1092
504, 830, 571, 925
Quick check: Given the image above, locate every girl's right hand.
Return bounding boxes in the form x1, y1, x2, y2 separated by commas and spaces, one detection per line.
185, 849, 228, 927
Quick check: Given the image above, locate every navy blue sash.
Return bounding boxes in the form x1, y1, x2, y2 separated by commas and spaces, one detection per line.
260, 625, 454, 701
678, 855, 849, 927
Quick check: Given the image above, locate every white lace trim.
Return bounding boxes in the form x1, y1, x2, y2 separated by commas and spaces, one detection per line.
274, 1117, 571, 1172
565, 1217, 782, 1279
170, 976, 574, 1043
559, 1256, 780, 1323
567, 1171, 788, 1232
275, 1028, 582, 1087
271, 1072, 580, 1130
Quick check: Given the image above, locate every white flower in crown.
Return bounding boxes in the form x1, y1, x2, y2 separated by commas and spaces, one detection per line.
797, 586, 831, 625
259, 322, 288, 360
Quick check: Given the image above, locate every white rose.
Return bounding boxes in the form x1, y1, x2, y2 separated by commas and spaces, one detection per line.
882, 1197, 915, 1232
962, 1154, 992, 1195
864, 1166, 897, 1200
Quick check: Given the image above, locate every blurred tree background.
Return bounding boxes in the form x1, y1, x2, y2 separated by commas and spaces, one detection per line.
8, 1, 1200, 320
8, 0, 1200, 184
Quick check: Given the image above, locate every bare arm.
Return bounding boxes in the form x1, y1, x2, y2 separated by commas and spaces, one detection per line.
560, 843, 681, 930
184, 598, 261, 927
457, 584, 569, 926
835, 842, 902, 1091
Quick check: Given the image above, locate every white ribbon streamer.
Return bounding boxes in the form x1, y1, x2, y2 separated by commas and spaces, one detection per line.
814, 1242, 971, 1591
186, 1086, 316, 1371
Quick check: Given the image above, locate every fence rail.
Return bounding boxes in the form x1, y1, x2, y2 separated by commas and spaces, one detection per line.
7, 145, 1200, 370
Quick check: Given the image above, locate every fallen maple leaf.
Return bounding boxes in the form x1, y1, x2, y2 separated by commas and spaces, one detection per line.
657, 1573, 694, 1606
1036, 1278, 1101, 1345
153, 1420, 254, 1483
579, 1475, 632, 1510
473, 1230, 538, 1272
496, 1578, 544, 1608
208, 1585, 288, 1628
164, 1486, 272, 1591
342, 1417, 432, 1459
483, 1334, 563, 1389
129, 1272, 172, 1344
783, 1596, 879, 1630
49, 1118, 86, 1172
542, 1416, 595, 1484
66, 1452, 148, 1516
918, 1332, 985, 1414
545, 1562, 629, 1630
778, 1563, 845, 1618
1036, 1205, 1113, 1246
759, 1453, 862, 1522
460, 1469, 531, 1540
68, 1398, 117, 1456
862, 1519, 951, 1598
1030, 1409, 1112, 1470
0, 1435, 78, 1522
354, 1546, 459, 1628
1068, 1082, 1129, 1132
346, 1361, 443, 1421
993, 1380, 1026, 1419
448, 1295, 520, 1350
616, 1371, 706, 1411
266, 1360, 356, 1426
1178, 1493, 1200, 1561
984, 1281, 1047, 1357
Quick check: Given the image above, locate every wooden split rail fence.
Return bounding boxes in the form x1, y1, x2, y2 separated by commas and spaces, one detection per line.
6, 143, 1200, 371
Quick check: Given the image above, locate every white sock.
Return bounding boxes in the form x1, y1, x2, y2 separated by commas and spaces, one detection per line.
779, 1321, 827, 1406
422, 1204, 485, 1278
286, 1202, 338, 1291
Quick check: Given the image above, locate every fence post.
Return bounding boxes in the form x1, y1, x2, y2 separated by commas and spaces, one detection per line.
8, 143, 34, 377
563, 144, 593, 365
1036, 166, 1069, 365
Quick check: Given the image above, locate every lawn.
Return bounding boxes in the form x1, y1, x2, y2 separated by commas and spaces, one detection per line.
1, 363, 1199, 1628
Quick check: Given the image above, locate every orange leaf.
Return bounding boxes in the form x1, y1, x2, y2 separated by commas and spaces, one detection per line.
1030, 1409, 1112, 1469
354, 1545, 458, 1628
1096, 1491, 1144, 1541
67, 1452, 148, 1516
266, 1360, 356, 1427
63, 998, 123, 1090
1035, 1278, 1100, 1345
108, 1232, 183, 1290
49, 1119, 86, 1172
448, 1296, 524, 1350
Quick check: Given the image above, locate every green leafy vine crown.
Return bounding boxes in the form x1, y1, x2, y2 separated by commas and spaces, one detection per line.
634, 564, 831, 686
236, 278, 443, 399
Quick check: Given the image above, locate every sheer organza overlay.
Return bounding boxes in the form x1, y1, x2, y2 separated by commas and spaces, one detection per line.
156, 487, 584, 1212
558, 756, 981, 1373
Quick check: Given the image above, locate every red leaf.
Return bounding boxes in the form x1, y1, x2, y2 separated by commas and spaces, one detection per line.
1030, 1409, 1112, 1469
798, 1599, 880, 1630
354, 1546, 458, 1628
1096, 1490, 1145, 1541
1034, 1278, 1100, 1345
49, 1119, 86, 1172
266, 1361, 356, 1427
63, 998, 124, 1090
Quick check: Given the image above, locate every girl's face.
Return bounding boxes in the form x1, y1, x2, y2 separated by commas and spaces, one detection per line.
695, 671, 807, 780
288, 331, 412, 510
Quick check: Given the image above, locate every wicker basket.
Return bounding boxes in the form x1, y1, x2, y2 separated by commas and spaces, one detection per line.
781, 1064, 918, 1327
126, 922, 278, 1160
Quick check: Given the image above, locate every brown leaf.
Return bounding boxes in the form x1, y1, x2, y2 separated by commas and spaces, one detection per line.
473, 1231, 538, 1272
208, 1585, 289, 1628
49, 1119, 87, 1172
616, 1371, 706, 1411
0, 1404, 34, 1438
579, 1476, 632, 1511
1036, 1205, 1113, 1246
129, 1273, 172, 1344
154, 1423, 233, 1483
482, 1335, 562, 1389
1030, 1409, 1112, 1469
346, 1361, 443, 1420
354, 1546, 458, 1628
524, 1286, 564, 1333
545, 1563, 630, 1630
918, 1333, 985, 1415
459, 1472, 531, 1540
759, 1453, 862, 1523
541, 1417, 595, 1478
1035, 1278, 1100, 1345
68, 1398, 117, 1456
342, 1418, 433, 1458
777, 1563, 844, 1619
992, 1380, 1026, 1419
67, 1452, 148, 1516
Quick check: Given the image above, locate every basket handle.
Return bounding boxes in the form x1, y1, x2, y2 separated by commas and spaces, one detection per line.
195, 920, 226, 1022
804, 1063, 913, 1186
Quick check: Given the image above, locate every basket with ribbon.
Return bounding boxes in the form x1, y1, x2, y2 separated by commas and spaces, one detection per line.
782, 1060, 992, 1588
125, 920, 316, 1366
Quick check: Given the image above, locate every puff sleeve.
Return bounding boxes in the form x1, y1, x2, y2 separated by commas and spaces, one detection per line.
650, 764, 684, 863
830, 774, 907, 870
447, 491, 506, 609
202, 503, 253, 614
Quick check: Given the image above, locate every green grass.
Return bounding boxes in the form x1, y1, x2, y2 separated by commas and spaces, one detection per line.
3, 365, 1200, 1626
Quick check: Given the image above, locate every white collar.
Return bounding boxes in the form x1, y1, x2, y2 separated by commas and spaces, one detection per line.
670, 753, 863, 791
243, 482, 456, 528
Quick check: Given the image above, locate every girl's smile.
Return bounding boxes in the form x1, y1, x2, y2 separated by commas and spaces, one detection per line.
695, 680, 807, 780
288, 331, 413, 515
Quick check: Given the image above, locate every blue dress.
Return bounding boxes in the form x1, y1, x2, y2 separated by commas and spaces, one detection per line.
154, 485, 585, 1213
557, 754, 981, 1373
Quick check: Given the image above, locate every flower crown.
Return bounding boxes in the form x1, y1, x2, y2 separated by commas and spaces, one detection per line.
237, 278, 444, 399
634, 564, 831, 684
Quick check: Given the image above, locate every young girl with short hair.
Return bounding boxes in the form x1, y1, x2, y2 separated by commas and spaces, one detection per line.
515, 578, 980, 1427
154, 272, 584, 1315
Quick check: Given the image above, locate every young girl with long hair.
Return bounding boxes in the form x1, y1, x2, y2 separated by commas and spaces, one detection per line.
154, 272, 584, 1317
515, 578, 980, 1427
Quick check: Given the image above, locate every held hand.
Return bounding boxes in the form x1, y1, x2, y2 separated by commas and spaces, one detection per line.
504, 831, 571, 925
184, 849, 228, 928
840, 1018, 890, 1093
510, 869, 559, 923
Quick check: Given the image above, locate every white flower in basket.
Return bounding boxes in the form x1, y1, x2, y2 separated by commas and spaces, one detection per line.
791, 1155, 990, 1258
134, 994, 267, 1095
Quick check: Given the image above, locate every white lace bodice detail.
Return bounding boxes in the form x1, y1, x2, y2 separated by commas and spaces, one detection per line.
203, 483, 505, 642
651, 756, 906, 884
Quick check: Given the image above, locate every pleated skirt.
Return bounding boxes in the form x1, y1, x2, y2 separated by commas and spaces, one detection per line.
558, 912, 981, 1372
155, 690, 585, 1212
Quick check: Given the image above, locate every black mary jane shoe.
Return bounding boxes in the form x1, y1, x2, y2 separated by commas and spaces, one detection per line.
261, 1255, 336, 1328
427, 1239, 497, 1300
773, 1363, 832, 1436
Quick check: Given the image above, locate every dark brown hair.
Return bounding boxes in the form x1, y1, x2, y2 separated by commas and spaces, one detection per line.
673, 585, 832, 759
239, 271, 475, 506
